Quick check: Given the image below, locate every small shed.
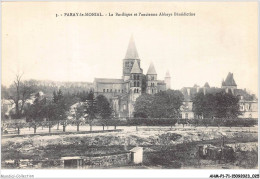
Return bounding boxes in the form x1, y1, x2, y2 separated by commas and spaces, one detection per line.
130, 147, 143, 164
61, 156, 84, 169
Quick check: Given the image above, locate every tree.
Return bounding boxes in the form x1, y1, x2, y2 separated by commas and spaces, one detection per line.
72, 103, 85, 131
96, 95, 112, 126
150, 90, 184, 118
192, 92, 205, 119
51, 89, 69, 130
1, 84, 9, 99
43, 102, 57, 133
215, 92, 241, 118
8, 75, 37, 118
193, 91, 242, 122
25, 95, 47, 133
193, 93, 216, 119
134, 94, 153, 118
134, 90, 184, 118
84, 91, 97, 131
76, 91, 89, 102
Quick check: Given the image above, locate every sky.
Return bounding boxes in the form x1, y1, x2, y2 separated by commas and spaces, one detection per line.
2, 2, 258, 95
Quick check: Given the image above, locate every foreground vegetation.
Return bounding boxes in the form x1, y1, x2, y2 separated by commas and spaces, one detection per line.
2, 126, 258, 169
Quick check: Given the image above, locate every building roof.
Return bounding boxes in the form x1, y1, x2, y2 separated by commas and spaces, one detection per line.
94, 78, 124, 84
193, 84, 199, 88
125, 35, 139, 59
130, 60, 142, 74
204, 82, 210, 88
181, 86, 256, 101
223, 72, 237, 86
157, 80, 166, 85
147, 62, 157, 75
165, 70, 171, 78
61, 156, 85, 160
130, 147, 143, 153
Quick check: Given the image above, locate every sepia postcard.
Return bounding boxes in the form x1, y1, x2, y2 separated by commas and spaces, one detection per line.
1, 1, 259, 179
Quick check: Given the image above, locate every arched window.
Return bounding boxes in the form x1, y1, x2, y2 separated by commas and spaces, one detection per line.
152, 89, 153, 94
134, 81, 136, 87
137, 75, 139, 80
134, 89, 136, 93
137, 82, 139, 87
137, 89, 139, 93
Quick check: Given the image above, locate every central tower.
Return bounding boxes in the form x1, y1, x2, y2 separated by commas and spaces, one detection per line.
122, 35, 142, 81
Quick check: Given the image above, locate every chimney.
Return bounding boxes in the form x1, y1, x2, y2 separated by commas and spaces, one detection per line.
231, 88, 234, 95
203, 88, 206, 95
187, 88, 190, 96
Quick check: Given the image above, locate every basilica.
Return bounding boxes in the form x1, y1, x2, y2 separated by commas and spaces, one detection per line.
93, 36, 171, 117
93, 36, 257, 119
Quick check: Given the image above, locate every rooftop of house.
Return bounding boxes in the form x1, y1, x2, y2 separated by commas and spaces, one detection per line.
222, 72, 237, 87
181, 86, 256, 101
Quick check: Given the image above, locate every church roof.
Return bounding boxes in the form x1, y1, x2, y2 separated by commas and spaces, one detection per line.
193, 84, 199, 88
94, 78, 124, 84
125, 35, 139, 59
204, 82, 210, 88
223, 72, 237, 86
130, 60, 142, 74
165, 70, 171, 77
147, 62, 157, 75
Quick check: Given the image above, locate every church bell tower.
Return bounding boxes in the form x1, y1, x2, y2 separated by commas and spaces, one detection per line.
122, 35, 142, 81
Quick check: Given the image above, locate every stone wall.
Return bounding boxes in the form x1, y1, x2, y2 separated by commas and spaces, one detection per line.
83, 152, 131, 168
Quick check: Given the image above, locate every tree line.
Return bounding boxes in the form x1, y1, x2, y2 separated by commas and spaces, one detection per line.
22, 89, 113, 133
134, 90, 184, 118
192, 91, 242, 119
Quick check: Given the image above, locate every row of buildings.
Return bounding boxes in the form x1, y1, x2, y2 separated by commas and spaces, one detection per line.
93, 36, 258, 119
2, 36, 258, 120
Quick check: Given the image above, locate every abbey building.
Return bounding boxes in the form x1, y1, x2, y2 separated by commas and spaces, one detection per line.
93, 36, 171, 117
93, 36, 257, 119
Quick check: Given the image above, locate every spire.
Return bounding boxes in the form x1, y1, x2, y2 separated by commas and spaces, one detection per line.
147, 62, 157, 75
130, 60, 142, 73
204, 82, 210, 88
224, 72, 237, 86
125, 35, 139, 59
222, 79, 226, 86
165, 70, 171, 78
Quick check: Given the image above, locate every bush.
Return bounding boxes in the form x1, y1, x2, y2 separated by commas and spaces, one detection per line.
127, 118, 178, 126
188, 118, 257, 127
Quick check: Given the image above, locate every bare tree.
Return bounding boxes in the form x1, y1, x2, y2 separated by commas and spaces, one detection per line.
8, 74, 36, 118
